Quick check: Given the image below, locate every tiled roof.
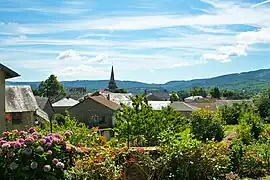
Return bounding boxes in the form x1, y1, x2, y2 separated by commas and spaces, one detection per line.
52, 97, 79, 107
36, 108, 50, 123
90, 95, 120, 110
170, 102, 199, 112
187, 102, 218, 111
5, 86, 38, 112
0, 63, 20, 79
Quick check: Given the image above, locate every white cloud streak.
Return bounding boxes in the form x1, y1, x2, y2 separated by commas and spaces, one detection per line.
251, 0, 270, 8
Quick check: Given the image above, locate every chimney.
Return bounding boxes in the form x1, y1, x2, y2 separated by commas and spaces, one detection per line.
144, 89, 147, 96
107, 94, 110, 100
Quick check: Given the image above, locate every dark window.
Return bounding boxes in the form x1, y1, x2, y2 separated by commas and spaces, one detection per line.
12, 113, 22, 125
99, 116, 106, 124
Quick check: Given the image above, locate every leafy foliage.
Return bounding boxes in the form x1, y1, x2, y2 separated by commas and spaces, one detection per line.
254, 88, 270, 123
37, 74, 66, 100
169, 91, 179, 102
210, 86, 221, 99
190, 109, 224, 141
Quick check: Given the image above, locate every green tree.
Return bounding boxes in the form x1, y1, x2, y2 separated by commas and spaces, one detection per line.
210, 87, 221, 99
190, 109, 224, 141
189, 87, 207, 97
38, 74, 66, 99
222, 90, 234, 98
170, 91, 179, 102
177, 90, 189, 101
254, 88, 270, 122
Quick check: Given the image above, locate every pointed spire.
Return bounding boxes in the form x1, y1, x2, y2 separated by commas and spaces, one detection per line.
108, 65, 118, 91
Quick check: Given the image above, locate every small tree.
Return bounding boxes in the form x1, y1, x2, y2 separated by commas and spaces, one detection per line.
210, 87, 221, 99
38, 74, 66, 100
170, 91, 179, 102
190, 109, 224, 141
254, 88, 270, 123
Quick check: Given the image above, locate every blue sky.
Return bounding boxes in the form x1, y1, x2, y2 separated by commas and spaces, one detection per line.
1, 0, 270, 83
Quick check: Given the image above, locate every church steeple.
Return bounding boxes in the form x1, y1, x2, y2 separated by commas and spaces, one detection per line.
108, 66, 118, 91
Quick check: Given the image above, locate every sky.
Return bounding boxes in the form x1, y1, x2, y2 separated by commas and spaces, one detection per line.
1, 0, 270, 83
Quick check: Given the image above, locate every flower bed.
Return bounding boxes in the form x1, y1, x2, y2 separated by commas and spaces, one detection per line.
0, 128, 81, 179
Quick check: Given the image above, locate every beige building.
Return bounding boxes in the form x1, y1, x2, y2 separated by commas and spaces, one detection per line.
5, 86, 49, 131
0, 64, 20, 132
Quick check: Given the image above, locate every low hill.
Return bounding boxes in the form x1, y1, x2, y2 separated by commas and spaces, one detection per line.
7, 68, 270, 93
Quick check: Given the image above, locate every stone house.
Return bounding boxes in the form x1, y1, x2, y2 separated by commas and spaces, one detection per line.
68, 95, 120, 129
35, 96, 54, 120
145, 90, 170, 101
5, 86, 49, 131
52, 97, 79, 114
0, 64, 20, 132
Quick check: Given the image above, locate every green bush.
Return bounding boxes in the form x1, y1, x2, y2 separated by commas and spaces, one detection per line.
237, 112, 263, 144
190, 109, 224, 141
218, 102, 255, 125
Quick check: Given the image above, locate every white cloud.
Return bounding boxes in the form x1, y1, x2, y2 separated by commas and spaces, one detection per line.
57, 49, 107, 63
202, 27, 270, 62
251, 0, 270, 8
53, 65, 107, 80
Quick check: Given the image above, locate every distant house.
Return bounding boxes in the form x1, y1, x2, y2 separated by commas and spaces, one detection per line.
0, 64, 20, 132
170, 102, 199, 116
5, 86, 49, 130
148, 101, 171, 111
184, 96, 204, 103
145, 90, 170, 101
52, 97, 79, 114
35, 96, 54, 120
69, 95, 120, 129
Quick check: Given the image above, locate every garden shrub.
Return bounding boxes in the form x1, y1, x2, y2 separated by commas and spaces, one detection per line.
237, 112, 263, 144
190, 109, 224, 141
218, 102, 255, 125
160, 129, 231, 180
0, 128, 81, 180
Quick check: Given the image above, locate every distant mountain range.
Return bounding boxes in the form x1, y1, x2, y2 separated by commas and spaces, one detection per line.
7, 68, 270, 94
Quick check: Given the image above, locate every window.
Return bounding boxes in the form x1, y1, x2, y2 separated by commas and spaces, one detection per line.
99, 116, 106, 124
11, 113, 22, 125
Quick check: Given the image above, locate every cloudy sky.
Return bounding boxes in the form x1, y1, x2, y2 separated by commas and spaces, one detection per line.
1, 0, 270, 83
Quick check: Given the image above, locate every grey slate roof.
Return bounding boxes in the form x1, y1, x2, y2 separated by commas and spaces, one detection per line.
5, 86, 39, 113
35, 96, 49, 109
36, 108, 50, 123
0, 64, 20, 79
170, 102, 199, 112
52, 97, 79, 107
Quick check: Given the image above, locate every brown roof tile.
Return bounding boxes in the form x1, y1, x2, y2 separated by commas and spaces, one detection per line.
90, 95, 120, 110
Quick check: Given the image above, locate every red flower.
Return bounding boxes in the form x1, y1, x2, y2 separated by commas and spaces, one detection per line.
119, 171, 124, 177
256, 157, 261, 162
129, 157, 135, 163
253, 152, 257, 155
139, 148, 145, 153
5, 114, 11, 121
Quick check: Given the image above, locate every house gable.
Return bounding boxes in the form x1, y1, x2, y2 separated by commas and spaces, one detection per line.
69, 97, 117, 128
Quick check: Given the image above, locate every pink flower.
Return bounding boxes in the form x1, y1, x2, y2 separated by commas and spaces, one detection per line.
52, 138, 60, 144
40, 139, 46, 144
0, 140, 7, 145
18, 138, 24, 144
2, 143, 10, 149
25, 137, 34, 145
32, 135, 38, 140
46, 142, 52, 147
19, 131, 27, 136
47, 150, 52, 155
129, 157, 135, 163
2, 132, 10, 136
53, 158, 59, 165
14, 142, 21, 148
12, 129, 18, 133
56, 162, 65, 169
28, 127, 36, 134
43, 165, 51, 172
66, 146, 71, 152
